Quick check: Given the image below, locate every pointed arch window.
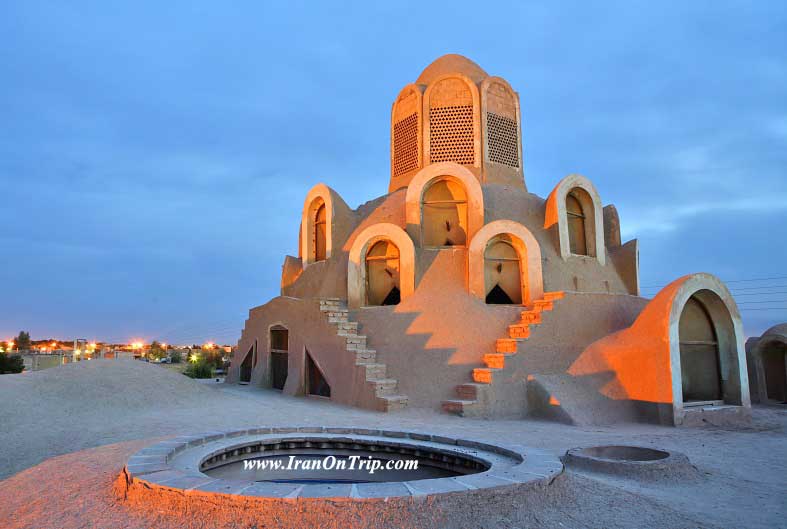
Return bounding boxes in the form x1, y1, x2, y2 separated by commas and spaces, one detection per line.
365, 240, 401, 306
422, 179, 468, 247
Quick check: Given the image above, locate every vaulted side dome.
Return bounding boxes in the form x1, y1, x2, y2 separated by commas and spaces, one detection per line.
416, 54, 489, 85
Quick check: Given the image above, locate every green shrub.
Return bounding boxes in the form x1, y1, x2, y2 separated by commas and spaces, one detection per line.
169, 350, 182, 363
0, 352, 25, 374
184, 359, 213, 379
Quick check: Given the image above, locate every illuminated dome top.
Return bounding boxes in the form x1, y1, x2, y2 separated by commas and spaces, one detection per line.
416, 54, 489, 85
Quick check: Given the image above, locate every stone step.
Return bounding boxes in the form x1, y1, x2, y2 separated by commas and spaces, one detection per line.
355, 349, 377, 363
519, 310, 542, 325
340, 333, 367, 344
456, 383, 487, 400
483, 352, 510, 369
543, 291, 565, 301
533, 299, 554, 312
378, 395, 408, 412
327, 315, 349, 323
496, 338, 522, 354
336, 322, 359, 332
441, 399, 480, 417
362, 363, 386, 380
473, 367, 502, 384
508, 323, 530, 339
370, 378, 398, 396
319, 304, 347, 312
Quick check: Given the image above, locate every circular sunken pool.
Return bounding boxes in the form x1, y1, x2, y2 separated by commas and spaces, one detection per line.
122, 427, 563, 501
200, 436, 488, 483
563, 445, 695, 480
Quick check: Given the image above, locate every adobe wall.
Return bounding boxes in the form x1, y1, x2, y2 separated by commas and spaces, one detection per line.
481, 185, 633, 295
283, 182, 637, 304
229, 297, 378, 409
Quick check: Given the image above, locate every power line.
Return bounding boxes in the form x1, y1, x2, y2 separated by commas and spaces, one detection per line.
641, 276, 787, 289
731, 292, 787, 297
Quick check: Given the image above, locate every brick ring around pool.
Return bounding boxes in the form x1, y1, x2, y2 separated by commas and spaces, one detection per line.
120, 427, 563, 500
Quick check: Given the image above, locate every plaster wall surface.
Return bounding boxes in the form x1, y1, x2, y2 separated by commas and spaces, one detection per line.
230, 297, 377, 409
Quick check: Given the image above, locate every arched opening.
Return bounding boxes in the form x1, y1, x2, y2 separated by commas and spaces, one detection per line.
306, 349, 331, 398
313, 201, 327, 262
422, 178, 468, 247
269, 326, 288, 391
239, 346, 253, 384
762, 342, 787, 403
365, 240, 401, 306
566, 190, 588, 255
484, 236, 522, 304
679, 296, 723, 403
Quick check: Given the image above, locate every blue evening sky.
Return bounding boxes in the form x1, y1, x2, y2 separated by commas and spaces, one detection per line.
1, 1, 786, 345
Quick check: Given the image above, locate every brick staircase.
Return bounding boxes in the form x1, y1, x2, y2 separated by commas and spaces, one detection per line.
318, 298, 408, 412
441, 291, 565, 416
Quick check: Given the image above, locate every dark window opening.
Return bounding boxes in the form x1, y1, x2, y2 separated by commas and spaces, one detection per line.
306, 350, 331, 398
270, 327, 289, 391
763, 344, 787, 403
240, 346, 253, 384
382, 286, 401, 306
486, 284, 514, 304
314, 203, 327, 261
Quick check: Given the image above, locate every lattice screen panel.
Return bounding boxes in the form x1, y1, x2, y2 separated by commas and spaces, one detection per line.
429, 105, 474, 165
486, 112, 519, 168
393, 113, 419, 177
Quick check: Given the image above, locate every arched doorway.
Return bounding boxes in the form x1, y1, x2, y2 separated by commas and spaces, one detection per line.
762, 342, 787, 403
239, 346, 253, 384
365, 240, 401, 306
314, 202, 327, 261
679, 296, 723, 403
566, 190, 588, 255
269, 326, 288, 391
422, 179, 468, 247
484, 237, 522, 304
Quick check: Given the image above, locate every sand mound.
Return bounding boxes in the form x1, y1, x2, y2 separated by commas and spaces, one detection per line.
0, 359, 214, 417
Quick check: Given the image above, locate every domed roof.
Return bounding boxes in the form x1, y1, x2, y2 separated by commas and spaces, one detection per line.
762, 323, 787, 339
416, 54, 489, 85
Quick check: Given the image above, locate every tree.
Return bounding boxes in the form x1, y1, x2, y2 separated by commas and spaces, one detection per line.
0, 352, 24, 374
184, 355, 213, 378
202, 346, 225, 370
15, 331, 31, 351
148, 341, 167, 361
169, 350, 182, 363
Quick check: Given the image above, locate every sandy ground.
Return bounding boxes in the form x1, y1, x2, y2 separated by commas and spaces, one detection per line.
1, 359, 785, 528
